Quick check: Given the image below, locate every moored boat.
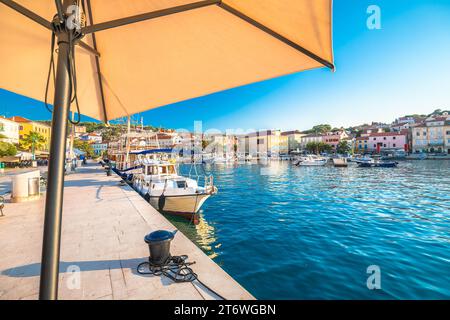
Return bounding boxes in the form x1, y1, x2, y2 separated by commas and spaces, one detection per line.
132, 157, 217, 218
356, 157, 398, 168
296, 155, 328, 166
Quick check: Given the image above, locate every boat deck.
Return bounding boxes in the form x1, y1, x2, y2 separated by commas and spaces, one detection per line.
0, 163, 253, 300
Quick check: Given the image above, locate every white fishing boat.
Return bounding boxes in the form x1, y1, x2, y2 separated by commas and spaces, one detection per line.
296, 155, 328, 166
132, 156, 217, 217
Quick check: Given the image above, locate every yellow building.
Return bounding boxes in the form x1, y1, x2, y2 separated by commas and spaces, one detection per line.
9, 116, 52, 152
239, 130, 289, 157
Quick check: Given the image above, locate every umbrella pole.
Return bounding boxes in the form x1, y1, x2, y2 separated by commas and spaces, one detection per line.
39, 19, 72, 299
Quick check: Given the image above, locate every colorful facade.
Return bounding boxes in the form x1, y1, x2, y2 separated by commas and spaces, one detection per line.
355, 137, 369, 153
239, 130, 289, 156
322, 131, 349, 151
412, 116, 450, 154
9, 116, 51, 151
281, 131, 306, 153
367, 132, 407, 152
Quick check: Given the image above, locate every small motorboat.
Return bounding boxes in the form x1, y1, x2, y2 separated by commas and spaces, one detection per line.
297, 155, 327, 166
356, 158, 398, 168
374, 161, 398, 168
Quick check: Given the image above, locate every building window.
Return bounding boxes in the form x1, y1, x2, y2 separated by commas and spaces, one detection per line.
393, 137, 396, 140
393, 144, 396, 147
383, 137, 386, 140
374, 144, 376, 148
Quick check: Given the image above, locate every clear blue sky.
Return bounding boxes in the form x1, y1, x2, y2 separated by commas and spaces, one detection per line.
1, 0, 449, 132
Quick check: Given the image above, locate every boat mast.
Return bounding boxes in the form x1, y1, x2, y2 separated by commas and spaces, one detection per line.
125, 115, 131, 165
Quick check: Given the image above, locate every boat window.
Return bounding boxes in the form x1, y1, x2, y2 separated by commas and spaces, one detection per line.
159, 166, 168, 174
168, 165, 175, 174
176, 181, 187, 189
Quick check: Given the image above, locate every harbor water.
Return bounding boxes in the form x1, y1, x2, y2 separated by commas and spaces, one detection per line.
169, 160, 450, 299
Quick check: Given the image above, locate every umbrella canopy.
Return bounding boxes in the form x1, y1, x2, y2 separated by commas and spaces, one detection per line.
0, 0, 334, 122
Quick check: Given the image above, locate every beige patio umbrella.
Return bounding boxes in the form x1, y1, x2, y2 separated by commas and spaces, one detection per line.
0, 0, 334, 299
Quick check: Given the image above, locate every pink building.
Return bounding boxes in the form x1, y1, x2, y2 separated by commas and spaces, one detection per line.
367, 132, 407, 152
322, 131, 349, 151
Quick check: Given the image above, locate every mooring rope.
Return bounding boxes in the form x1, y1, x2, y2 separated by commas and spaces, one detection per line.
137, 255, 226, 300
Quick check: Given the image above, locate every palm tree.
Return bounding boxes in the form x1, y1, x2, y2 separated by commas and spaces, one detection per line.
21, 131, 46, 160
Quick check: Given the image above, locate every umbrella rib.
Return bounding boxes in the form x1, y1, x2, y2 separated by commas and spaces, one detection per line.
218, 2, 335, 70
81, 0, 221, 35
77, 41, 101, 57
85, 0, 108, 123
0, 0, 52, 30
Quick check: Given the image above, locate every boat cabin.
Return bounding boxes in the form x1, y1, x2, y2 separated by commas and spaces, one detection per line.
143, 163, 177, 176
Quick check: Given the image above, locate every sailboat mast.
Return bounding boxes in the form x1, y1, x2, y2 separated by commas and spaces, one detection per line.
125, 115, 131, 165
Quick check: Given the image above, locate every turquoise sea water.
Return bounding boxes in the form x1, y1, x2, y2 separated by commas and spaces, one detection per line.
169, 160, 450, 299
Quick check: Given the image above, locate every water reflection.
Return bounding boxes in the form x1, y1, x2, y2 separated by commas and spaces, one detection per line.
163, 212, 220, 259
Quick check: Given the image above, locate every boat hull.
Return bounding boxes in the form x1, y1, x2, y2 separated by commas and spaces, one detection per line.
147, 193, 211, 214
298, 161, 327, 166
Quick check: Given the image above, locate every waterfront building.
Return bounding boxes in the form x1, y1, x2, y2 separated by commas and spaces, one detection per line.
412, 116, 450, 154
9, 116, 51, 151
322, 130, 349, 151
367, 132, 407, 152
0, 116, 20, 144
239, 130, 288, 157
281, 130, 306, 153
203, 133, 238, 157
355, 136, 369, 153
150, 133, 179, 149
92, 143, 108, 156
299, 134, 323, 150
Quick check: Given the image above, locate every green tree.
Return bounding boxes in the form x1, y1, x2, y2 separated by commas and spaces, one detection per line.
0, 141, 17, 157
318, 142, 333, 154
312, 124, 332, 134
306, 142, 319, 154
336, 140, 351, 155
20, 131, 46, 160
73, 139, 95, 158
306, 142, 333, 154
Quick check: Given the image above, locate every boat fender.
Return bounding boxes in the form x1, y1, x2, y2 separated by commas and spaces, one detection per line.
158, 195, 166, 211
